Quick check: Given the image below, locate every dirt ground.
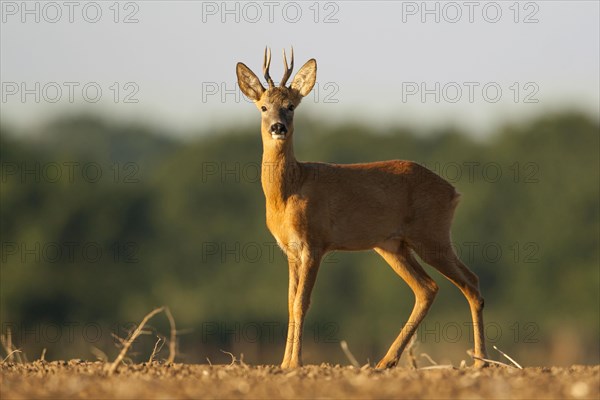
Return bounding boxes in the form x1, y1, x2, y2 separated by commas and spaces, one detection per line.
1, 361, 598, 399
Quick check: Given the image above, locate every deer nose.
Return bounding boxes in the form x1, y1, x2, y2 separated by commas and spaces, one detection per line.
270, 123, 287, 135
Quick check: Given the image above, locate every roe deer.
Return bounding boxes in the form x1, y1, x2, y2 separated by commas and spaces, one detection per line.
236, 48, 488, 369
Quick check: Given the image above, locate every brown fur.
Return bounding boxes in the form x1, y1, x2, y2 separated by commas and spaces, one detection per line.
236, 52, 488, 369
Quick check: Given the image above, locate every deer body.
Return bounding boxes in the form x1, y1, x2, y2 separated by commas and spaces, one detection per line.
237, 48, 488, 369
263, 158, 458, 253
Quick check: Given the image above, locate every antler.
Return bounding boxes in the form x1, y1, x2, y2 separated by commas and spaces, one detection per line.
263, 47, 275, 89
280, 47, 294, 87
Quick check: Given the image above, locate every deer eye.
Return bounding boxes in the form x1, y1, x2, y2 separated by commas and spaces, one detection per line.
288, 104, 295, 111
261, 106, 267, 112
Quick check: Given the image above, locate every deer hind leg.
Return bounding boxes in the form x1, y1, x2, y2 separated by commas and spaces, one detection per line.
374, 241, 439, 369
413, 237, 488, 367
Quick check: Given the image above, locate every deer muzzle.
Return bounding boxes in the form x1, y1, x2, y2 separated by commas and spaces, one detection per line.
270, 123, 288, 140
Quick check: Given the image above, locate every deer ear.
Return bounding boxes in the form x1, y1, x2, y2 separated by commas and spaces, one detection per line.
236, 62, 265, 101
290, 59, 317, 97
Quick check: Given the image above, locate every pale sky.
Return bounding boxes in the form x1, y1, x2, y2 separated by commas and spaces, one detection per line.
1, 1, 599, 137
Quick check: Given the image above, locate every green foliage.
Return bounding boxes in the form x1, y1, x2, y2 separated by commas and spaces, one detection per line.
1, 112, 598, 365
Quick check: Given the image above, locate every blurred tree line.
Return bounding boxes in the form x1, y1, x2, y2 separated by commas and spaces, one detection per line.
0, 112, 598, 366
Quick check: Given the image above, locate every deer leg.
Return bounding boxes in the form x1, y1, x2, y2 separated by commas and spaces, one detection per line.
287, 251, 321, 368
415, 240, 488, 367
374, 243, 439, 369
281, 260, 299, 368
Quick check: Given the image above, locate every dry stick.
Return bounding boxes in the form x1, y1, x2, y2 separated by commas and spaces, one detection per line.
220, 349, 237, 366
106, 306, 165, 375
111, 332, 127, 347
1, 329, 21, 363
91, 346, 108, 362
0, 332, 12, 361
40, 348, 47, 362
420, 353, 438, 366
11, 329, 23, 363
419, 365, 456, 370
340, 340, 360, 368
164, 307, 177, 363
467, 350, 515, 368
148, 336, 164, 363
493, 345, 523, 369
2, 329, 13, 363
406, 336, 418, 369
239, 353, 248, 367
1, 349, 22, 364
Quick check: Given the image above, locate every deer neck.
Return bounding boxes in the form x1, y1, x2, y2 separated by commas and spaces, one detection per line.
261, 137, 301, 208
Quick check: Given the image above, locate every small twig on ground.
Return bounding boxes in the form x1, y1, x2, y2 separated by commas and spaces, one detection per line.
420, 353, 438, 366
105, 306, 165, 375
467, 349, 516, 368
340, 340, 360, 368
40, 348, 47, 362
91, 346, 108, 362
1, 328, 23, 363
1, 349, 22, 364
493, 345, 523, 369
164, 307, 177, 363
206, 357, 213, 366
220, 350, 237, 366
111, 333, 127, 347
406, 335, 418, 369
148, 336, 165, 363
239, 353, 249, 367
419, 365, 456, 370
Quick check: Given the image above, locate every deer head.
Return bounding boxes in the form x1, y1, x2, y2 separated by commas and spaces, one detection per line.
236, 47, 317, 143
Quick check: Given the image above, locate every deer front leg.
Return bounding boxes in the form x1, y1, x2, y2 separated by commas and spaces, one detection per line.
286, 250, 321, 368
281, 259, 299, 369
